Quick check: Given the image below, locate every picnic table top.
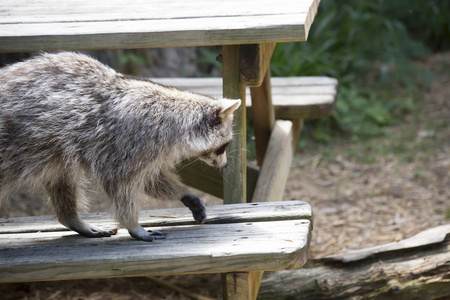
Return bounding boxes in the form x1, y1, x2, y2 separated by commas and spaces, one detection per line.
0, 0, 321, 52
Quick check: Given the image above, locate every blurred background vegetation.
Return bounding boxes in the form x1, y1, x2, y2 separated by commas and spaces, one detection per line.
269, 0, 449, 145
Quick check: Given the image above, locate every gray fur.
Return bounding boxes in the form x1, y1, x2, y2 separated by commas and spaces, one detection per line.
0, 52, 240, 241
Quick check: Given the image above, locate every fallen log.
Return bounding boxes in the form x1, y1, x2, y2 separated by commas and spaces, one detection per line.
259, 224, 450, 300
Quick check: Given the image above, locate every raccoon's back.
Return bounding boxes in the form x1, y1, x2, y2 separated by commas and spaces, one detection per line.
0, 52, 117, 104
0, 53, 119, 181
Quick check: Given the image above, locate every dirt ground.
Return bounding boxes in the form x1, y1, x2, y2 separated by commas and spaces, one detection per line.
0, 52, 449, 299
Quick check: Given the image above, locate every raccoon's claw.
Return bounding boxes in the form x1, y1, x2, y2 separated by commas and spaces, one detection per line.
147, 230, 167, 240
70, 225, 118, 238
192, 209, 207, 224
129, 226, 166, 242
181, 194, 207, 224
65, 217, 118, 238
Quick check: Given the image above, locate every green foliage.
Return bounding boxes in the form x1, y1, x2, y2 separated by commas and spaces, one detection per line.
270, 0, 445, 143
119, 52, 147, 66
119, 52, 147, 75
381, 0, 450, 51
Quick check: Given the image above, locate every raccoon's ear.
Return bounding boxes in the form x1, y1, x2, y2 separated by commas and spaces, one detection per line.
218, 99, 241, 119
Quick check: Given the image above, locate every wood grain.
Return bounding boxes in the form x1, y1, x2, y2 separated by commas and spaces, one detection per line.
240, 43, 276, 87
260, 225, 450, 300
153, 76, 338, 120
0, 0, 321, 52
0, 201, 313, 236
0, 201, 312, 283
249, 69, 276, 166
222, 45, 247, 204
0, 200, 313, 233
291, 119, 304, 152
251, 121, 293, 203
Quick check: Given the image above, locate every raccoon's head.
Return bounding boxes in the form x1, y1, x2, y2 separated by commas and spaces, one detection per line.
197, 99, 241, 169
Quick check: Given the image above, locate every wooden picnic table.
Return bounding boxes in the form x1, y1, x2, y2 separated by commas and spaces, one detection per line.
0, 0, 322, 298
0, 0, 321, 202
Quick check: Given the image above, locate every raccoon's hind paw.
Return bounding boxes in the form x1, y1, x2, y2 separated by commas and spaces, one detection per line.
181, 194, 207, 224
128, 225, 166, 242
74, 226, 119, 238
65, 217, 118, 238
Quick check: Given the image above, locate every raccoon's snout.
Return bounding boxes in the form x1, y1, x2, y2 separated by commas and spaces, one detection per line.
212, 157, 227, 169
200, 154, 227, 169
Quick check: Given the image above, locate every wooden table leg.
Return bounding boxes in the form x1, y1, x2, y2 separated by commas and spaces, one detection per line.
250, 68, 275, 167
292, 118, 304, 152
222, 45, 247, 205
223, 272, 262, 300
222, 44, 279, 300
222, 45, 253, 299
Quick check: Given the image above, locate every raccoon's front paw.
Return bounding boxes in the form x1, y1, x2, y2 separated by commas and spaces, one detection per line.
75, 226, 119, 238
181, 194, 207, 224
65, 217, 119, 238
128, 225, 166, 242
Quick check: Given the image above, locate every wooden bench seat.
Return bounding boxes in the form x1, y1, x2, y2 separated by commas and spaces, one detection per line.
153, 76, 338, 120
0, 201, 312, 290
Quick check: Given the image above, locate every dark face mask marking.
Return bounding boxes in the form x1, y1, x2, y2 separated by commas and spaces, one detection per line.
215, 142, 229, 155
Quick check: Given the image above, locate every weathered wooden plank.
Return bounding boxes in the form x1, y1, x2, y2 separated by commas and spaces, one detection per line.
327, 224, 450, 263
249, 69, 276, 166
0, 1, 315, 21
0, 0, 321, 52
270, 95, 336, 119
153, 77, 338, 120
259, 225, 450, 300
222, 45, 247, 204
0, 219, 311, 282
0, 15, 307, 52
155, 76, 337, 88
177, 159, 260, 200
251, 121, 293, 203
240, 43, 276, 87
0, 201, 312, 234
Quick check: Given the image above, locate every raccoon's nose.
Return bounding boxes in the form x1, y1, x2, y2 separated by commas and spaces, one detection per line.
223, 162, 228, 168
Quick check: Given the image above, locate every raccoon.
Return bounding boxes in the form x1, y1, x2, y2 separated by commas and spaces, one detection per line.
0, 52, 240, 242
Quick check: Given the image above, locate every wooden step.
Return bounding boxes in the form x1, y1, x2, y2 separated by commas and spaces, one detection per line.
0, 200, 312, 283
153, 76, 338, 119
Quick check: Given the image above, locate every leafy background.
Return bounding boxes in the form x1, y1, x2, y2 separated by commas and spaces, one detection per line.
269, 0, 449, 144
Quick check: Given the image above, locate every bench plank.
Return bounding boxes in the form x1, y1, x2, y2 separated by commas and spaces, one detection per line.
0, 201, 312, 283
153, 77, 338, 119
0, 0, 321, 52
252, 120, 293, 203
0, 200, 312, 234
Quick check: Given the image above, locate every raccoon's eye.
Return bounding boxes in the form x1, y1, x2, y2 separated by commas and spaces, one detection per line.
215, 142, 229, 155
